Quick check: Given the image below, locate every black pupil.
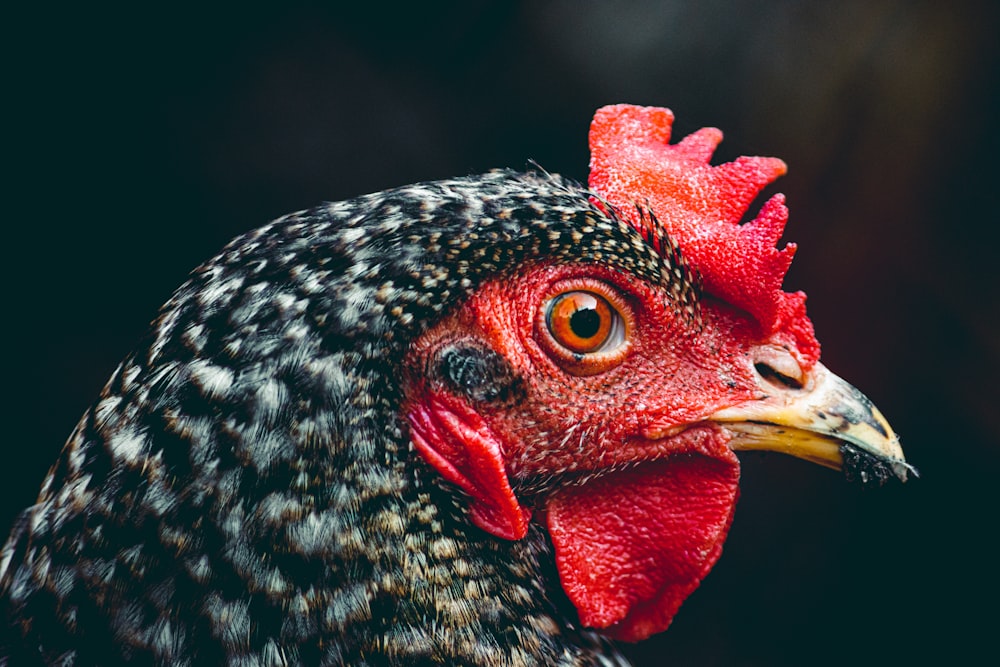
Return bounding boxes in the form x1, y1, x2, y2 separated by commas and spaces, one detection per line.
569, 307, 601, 339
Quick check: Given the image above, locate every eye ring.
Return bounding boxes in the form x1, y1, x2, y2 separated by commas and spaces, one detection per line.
547, 291, 619, 354
536, 279, 632, 375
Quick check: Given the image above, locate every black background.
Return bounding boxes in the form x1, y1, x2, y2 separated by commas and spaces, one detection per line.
5, 3, 998, 665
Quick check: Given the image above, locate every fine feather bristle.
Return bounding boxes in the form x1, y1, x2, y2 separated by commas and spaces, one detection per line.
630, 202, 702, 327
585, 190, 702, 327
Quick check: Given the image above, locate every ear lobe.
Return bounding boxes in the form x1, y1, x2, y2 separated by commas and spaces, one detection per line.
407, 391, 531, 540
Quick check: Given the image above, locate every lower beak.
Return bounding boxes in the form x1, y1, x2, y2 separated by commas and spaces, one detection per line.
710, 363, 915, 484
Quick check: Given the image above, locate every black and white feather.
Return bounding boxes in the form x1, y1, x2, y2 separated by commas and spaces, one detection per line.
0, 170, 694, 666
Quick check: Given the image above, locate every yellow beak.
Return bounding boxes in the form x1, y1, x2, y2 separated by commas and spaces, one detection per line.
710, 363, 915, 484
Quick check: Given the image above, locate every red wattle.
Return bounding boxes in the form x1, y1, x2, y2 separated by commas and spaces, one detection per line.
407, 392, 531, 540
545, 451, 740, 641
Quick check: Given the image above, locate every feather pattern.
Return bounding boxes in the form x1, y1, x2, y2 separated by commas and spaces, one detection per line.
1, 170, 691, 665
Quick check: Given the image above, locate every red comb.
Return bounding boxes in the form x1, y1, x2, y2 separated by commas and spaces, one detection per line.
588, 105, 820, 367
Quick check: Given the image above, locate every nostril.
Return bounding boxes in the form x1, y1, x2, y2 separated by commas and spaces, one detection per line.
752, 345, 806, 390
754, 362, 804, 390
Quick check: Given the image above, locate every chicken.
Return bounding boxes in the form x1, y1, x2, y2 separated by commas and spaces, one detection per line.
0, 105, 911, 665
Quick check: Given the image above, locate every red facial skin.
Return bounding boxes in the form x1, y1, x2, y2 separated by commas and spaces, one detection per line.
403, 260, 799, 641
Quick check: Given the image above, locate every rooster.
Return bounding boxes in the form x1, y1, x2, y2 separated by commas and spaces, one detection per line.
0, 105, 910, 665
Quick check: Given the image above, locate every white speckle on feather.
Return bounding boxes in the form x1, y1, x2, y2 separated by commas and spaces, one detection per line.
108, 428, 146, 463
189, 360, 235, 399
339, 227, 367, 244
93, 396, 122, 431
254, 379, 286, 424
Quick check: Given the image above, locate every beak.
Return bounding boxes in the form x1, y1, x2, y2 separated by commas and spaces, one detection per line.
710, 363, 915, 485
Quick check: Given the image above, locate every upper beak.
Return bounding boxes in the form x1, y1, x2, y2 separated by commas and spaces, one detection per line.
710, 363, 915, 484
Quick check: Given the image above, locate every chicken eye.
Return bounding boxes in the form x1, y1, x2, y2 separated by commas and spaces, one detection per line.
546, 291, 623, 354
535, 280, 632, 375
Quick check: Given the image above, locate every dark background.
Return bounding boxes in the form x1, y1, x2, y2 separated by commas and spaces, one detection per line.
5, 2, 998, 664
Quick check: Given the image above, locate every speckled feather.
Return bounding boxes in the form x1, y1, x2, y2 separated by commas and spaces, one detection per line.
0, 170, 696, 666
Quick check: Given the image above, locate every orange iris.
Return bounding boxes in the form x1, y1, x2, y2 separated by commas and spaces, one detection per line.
547, 291, 614, 354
